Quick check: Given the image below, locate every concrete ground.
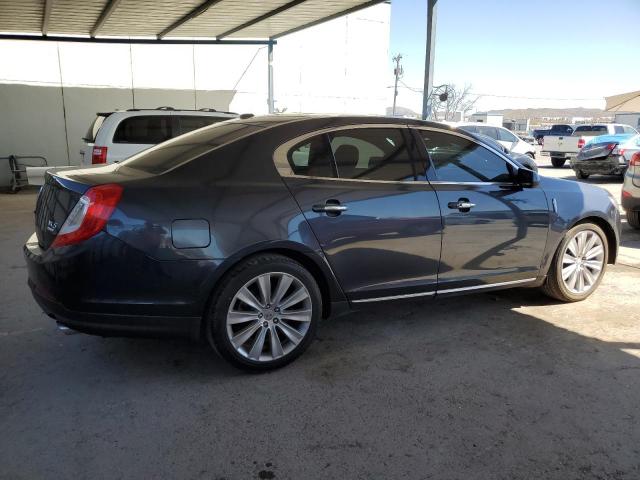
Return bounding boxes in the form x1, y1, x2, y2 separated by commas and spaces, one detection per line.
1, 154, 639, 479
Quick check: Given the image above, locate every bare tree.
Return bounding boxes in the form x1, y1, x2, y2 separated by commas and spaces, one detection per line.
432, 84, 479, 121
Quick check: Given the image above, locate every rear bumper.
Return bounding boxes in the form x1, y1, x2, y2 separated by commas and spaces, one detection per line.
24, 232, 208, 340
30, 283, 201, 339
571, 156, 627, 175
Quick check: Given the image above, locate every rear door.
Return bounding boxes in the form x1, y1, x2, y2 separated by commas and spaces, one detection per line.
413, 127, 550, 292
277, 125, 442, 302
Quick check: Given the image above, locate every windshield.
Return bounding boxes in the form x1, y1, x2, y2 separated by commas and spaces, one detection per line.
585, 134, 634, 146
120, 121, 264, 174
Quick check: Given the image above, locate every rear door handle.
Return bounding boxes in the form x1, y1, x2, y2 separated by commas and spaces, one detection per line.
448, 199, 476, 211
312, 201, 348, 216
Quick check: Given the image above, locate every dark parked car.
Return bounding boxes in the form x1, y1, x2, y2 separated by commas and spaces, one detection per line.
622, 151, 640, 229
571, 134, 635, 179
25, 115, 621, 370
532, 129, 550, 144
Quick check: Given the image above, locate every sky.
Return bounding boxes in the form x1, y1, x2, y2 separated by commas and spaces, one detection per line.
389, 0, 640, 113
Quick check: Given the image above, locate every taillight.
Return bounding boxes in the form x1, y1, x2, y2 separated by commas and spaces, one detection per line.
631, 152, 640, 167
577, 138, 585, 149
92, 146, 108, 164
51, 184, 123, 248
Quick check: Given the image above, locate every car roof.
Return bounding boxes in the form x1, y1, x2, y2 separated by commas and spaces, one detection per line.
97, 108, 237, 118
223, 114, 452, 130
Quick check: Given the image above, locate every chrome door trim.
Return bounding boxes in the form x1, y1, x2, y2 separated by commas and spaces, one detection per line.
437, 277, 537, 294
351, 290, 436, 303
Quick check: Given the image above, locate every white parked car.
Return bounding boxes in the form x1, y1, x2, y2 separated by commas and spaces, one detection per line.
81, 107, 237, 165
457, 123, 536, 158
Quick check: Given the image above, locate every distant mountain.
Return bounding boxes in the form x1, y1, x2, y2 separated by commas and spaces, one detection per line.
487, 107, 612, 120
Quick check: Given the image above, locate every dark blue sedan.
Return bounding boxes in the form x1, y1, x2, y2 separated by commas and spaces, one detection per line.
24, 115, 621, 370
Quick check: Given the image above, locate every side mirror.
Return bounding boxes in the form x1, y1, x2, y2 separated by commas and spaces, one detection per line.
516, 167, 539, 187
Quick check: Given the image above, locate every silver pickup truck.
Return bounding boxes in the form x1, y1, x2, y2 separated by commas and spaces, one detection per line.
542, 124, 637, 167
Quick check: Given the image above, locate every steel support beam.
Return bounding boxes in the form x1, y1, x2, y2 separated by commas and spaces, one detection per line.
271, 0, 386, 39
421, 0, 437, 120
0, 34, 274, 45
267, 41, 275, 114
157, 0, 224, 39
42, 0, 53, 36
91, 0, 123, 37
218, 0, 306, 39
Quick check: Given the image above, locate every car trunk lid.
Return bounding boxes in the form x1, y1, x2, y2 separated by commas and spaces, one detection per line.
34, 174, 90, 250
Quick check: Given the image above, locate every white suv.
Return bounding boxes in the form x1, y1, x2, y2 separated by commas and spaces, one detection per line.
457, 123, 536, 158
81, 107, 237, 165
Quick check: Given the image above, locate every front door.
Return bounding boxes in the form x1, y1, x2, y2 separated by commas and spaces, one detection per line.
280, 126, 442, 302
413, 127, 550, 292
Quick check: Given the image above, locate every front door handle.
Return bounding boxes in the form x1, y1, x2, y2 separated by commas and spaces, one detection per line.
448, 199, 476, 212
312, 200, 348, 216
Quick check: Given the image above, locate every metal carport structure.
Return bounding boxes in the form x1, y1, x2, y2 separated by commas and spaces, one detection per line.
0, 0, 396, 114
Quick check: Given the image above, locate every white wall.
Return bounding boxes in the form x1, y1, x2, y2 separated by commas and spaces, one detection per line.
0, 3, 391, 186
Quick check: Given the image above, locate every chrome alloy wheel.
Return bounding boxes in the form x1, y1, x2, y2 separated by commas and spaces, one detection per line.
226, 272, 312, 362
561, 229, 605, 294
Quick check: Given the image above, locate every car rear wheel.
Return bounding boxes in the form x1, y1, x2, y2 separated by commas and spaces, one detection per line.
575, 170, 590, 179
541, 223, 608, 302
207, 254, 321, 371
551, 157, 566, 168
627, 210, 640, 229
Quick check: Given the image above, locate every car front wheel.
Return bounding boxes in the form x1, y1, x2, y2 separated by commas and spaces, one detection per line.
575, 170, 590, 179
541, 223, 608, 302
207, 254, 321, 371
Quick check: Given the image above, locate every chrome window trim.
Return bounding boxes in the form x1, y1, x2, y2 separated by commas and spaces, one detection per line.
273, 123, 415, 181
437, 277, 537, 294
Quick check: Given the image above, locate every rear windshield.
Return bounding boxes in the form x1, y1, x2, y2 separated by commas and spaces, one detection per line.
119, 121, 264, 174
83, 114, 107, 143
573, 125, 608, 136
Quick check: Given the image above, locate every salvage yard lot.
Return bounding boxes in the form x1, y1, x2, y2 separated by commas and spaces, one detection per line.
1, 152, 639, 479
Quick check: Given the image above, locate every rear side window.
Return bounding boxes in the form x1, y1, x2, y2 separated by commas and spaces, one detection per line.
288, 135, 336, 178
120, 122, 263, 174
328, 128, 416, 181
614, 125, 625, 134
177, 116, 226, 135
418, 130, 513, 183
83, 114, 107, 142
113, 116, 173, 144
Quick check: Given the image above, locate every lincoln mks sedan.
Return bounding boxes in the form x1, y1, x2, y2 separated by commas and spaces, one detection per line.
25, 115, 621, 370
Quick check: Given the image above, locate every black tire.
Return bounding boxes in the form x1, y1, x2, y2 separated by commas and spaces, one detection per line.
627, 210, 640, 229
541, 223, 608, 302
551, 157, 566, 168
526, 152, 535, 159
206, 254, 321, 371
575, 170, 590, 179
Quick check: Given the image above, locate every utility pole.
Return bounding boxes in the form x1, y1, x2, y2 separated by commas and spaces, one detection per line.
422, 0, 438, 120
392, 54, 403, 116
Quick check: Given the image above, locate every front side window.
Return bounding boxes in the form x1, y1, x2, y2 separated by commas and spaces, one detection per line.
113, 116, 173, 144
418, 130, 513, 183
328, 128, 416, 181
475, 126, 499, 140
497, 128, 518, 143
